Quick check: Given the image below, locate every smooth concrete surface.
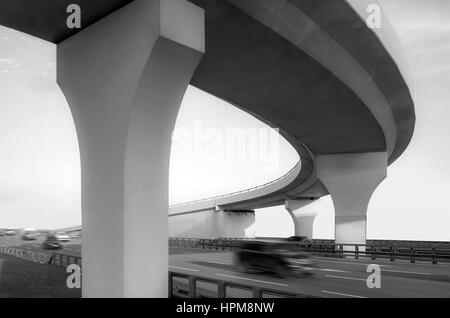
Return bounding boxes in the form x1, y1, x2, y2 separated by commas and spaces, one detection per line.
0, 0, 134, 43
57, 0, 204, 297
227, 0, 397, 159
190, 0, 414, 163
169, 210, 255, 239
285, 199, 319, 239
317, 152, 387, 246
190, 0, 387, 156
346, 0, 415, 101
290, 0, 415, 164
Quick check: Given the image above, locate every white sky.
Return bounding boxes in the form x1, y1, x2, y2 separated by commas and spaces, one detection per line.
0, 1, 449, 240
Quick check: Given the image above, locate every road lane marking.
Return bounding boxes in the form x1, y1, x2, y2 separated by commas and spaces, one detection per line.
215, 274, 288, 287
321, 290, 367, 298
318, 268, 350, 273
382, 269, 430, 275
169, 265, 199, 272
316, 257, 450, 270
426, 263, 450, 268
317, 259, 392, 267
205, 261, 232, 266
325, 275, 366, 281
318, 256, 450, 269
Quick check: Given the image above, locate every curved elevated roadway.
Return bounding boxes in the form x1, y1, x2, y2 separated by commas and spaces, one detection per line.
169, 0, 414, 214
0, 0, 415, 296
0, 0, 415, 214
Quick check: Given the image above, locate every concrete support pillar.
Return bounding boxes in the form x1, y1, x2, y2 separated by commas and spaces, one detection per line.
316, 152, 387, 247
285, 199, 319, 239
57, 0, 204, 297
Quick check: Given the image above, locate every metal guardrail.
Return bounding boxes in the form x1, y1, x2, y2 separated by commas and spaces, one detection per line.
0, 245, 52, 264
0, 245, 82, 268
169, 237, 202, 249
169, 238, 450, 264
169, 237, 252, 251
50, 252, 82, 268
169, 162, 300, 208
367, 239, 450, 249
169, 272, 318, 298
298, 243, 450, 264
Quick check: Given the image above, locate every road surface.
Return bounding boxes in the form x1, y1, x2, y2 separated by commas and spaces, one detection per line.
1, 235, 448, 298
169, 248, 450, 298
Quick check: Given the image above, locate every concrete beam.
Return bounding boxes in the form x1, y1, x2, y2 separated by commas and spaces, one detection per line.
57, 0, 204, 297
317, 152, 387, 247
227, 0, 397, 159
169, 209, 255, 239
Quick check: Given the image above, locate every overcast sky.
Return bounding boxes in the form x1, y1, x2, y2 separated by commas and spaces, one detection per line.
0, 1, 449, 240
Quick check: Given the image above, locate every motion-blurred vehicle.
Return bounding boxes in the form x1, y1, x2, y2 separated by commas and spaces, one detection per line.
286, 236, 308, 242
42, 234, 63, 250
285, 236, 313, 248
233, 240, 317, 277
69, 231, 81, 239
54, 232, 71, 242
21, 228, 40, 241
5, 229, 16, 236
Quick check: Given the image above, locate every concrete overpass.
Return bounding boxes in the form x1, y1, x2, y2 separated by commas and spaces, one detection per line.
0, 0, 414, 297
168, 0, 414, 241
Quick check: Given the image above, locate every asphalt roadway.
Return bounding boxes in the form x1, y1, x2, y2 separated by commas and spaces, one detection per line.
169, 248, 450, 298
0, 235, 449, 298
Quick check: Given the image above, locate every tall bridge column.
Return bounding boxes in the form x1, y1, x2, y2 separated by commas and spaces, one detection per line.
57, 0, 204, 297
317, 152, 387, 248
285, 199, 319, 239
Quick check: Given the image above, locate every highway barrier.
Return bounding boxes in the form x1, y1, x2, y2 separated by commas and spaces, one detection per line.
0, 246, 81, 267
0, 245, 52, 264
169, 238, 450, 264
294, 243, 450, 264
50, 253, 82, 269
169, 163, 300, 210
169, 237, 201, 249
169, 271, 318, 298
367, 239, 450, 249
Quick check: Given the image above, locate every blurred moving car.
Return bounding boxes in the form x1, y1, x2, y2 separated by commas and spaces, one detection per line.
5, 229, 16, 236
21, 228, 40, 241
286, 236, 308, 242
69, 231, 82, 239
233, 240, 317, 277
54, 232, 71, 242
42, 234, 63, 250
